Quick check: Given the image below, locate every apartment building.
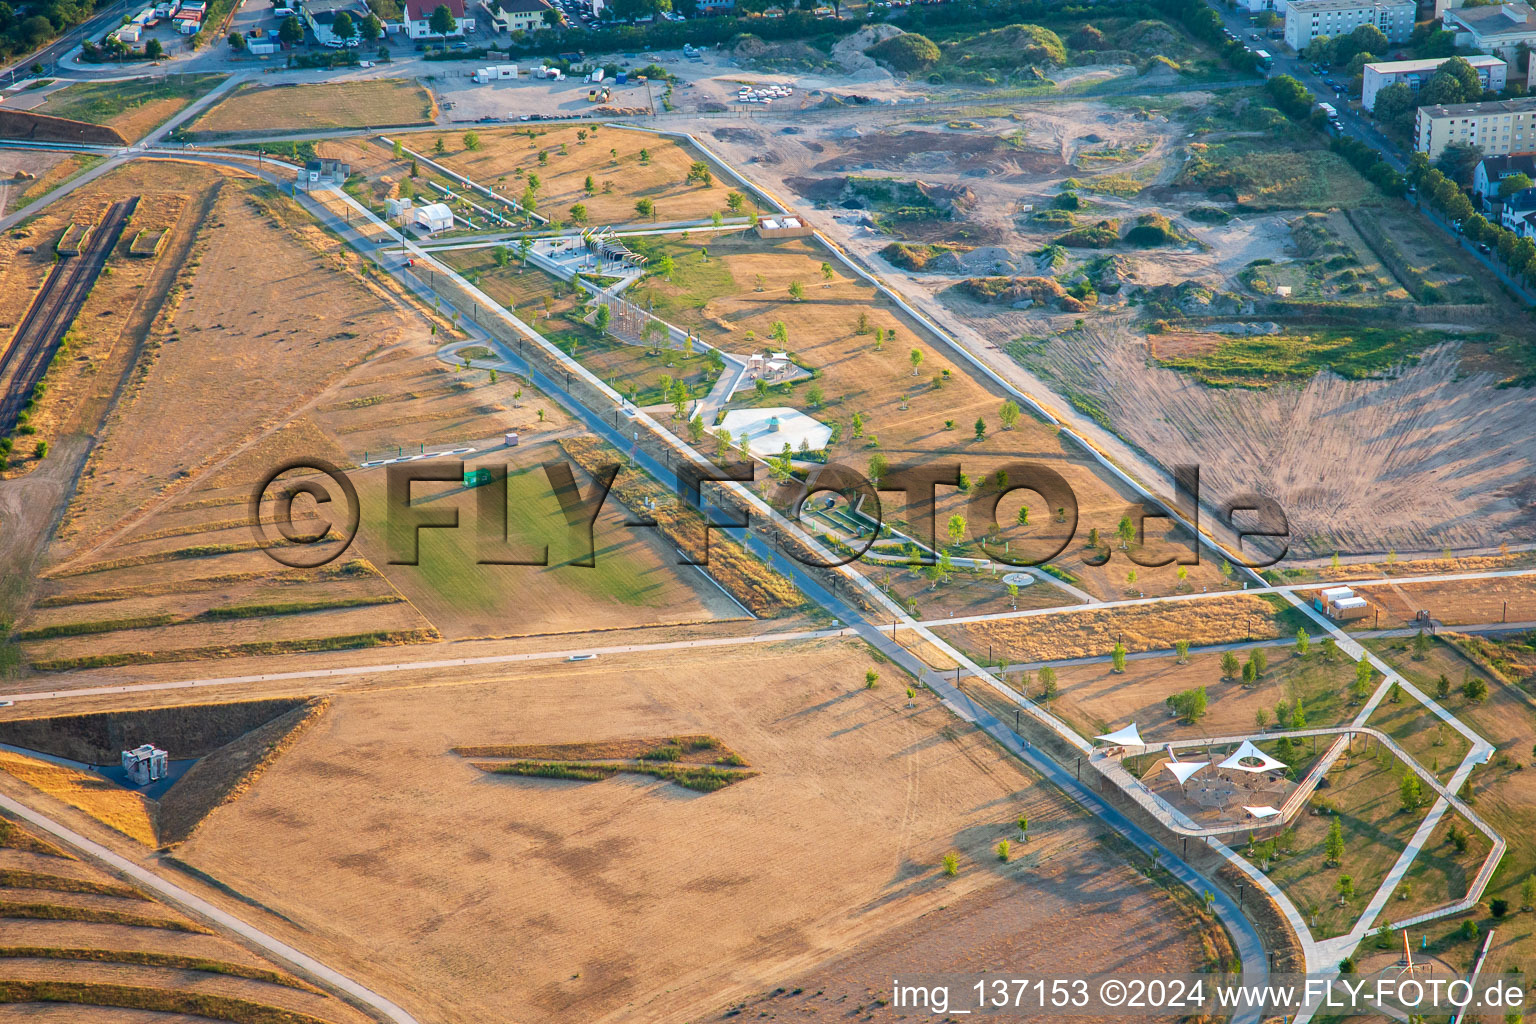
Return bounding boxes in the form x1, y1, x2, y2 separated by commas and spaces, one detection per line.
1284, 0, 1416, 50
1415, 96, 1536, 159
1361, 54, 1507, 111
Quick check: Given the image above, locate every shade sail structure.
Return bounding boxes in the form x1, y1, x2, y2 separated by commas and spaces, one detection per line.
1164, 760, 1209, 785
1095, 724, 1145, 747
1218, 740, 1287, 774
1243, 805, 1282, 819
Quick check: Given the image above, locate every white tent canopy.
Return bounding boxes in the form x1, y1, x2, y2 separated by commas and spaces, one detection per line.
1095, 723, 1145, 747
1164, 760, 1209, 785
1243, 805, 1282, 819
1218, 740, 1287, 774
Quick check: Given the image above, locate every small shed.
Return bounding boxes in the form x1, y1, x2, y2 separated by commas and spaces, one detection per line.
1330, 596, 1370, 622
411, 202, 454, 235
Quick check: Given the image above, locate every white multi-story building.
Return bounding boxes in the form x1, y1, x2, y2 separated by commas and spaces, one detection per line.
394, 0, 474, 38
1443, 2, 1536, 61
1362, 55, 1507, 111
1415, 96, 1536, 159
1284, 0, 1415, 50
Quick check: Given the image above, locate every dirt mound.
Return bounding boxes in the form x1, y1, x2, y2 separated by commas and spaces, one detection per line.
0, 109, 127, 147
157, 698, 328, 844
952, 276, 1089, 312
0, 698, 311, 764
812, 131, 1064, 176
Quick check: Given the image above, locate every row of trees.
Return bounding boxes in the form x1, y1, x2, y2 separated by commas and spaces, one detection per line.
1408, 153, 1536, 290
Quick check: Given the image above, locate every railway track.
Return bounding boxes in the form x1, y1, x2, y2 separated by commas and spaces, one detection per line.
0, 195, 138, 437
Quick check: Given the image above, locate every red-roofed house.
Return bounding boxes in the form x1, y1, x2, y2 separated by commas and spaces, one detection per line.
395, 0, 474, 38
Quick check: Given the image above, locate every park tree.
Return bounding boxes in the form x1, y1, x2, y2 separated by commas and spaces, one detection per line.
1352, 659, 1374, 701
1221, 650, 1240, 678
1111, 641, 1128, 674
331, 10, 356, 38
685, 160, 714, 187
1255, 707, 1269, 731
1400, 772, 1423, 811
1166, 685, 1207, 722
908, 347, 924, 375
1175, 639, 1190, 664
569, 202, 587, 223
947, 514, 967, 547
635, 197, 654, 219
594, 304, 611, 334
1296, 629, 1310, 657
492, 245, 511, 267
788, 280, 805, 301
1463, 675, 1489, 703
868, 452, 889, 485
688, 413, 704, 443
1039, 666, 1058, 700
973, 416, 986, 440
1116, 514, 1136, 549
726, 190, 745, 212
1326, 816, 1345, 864
1521, 874, 1536, 910
463, 130, 481, 151
999, 399, 1020, 430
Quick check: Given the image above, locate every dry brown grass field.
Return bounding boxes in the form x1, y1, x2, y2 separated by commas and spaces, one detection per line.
427, 123, 732, 225
154, 639, 1206, 1024
881, 563, 1079, 620
936, 593, 1308, 664
0, 819, 373, 1023
717, 840, 1222, 1022
183, 79, 436, 138
1027, 647, 1361, 743
1353, 574, 1536, 630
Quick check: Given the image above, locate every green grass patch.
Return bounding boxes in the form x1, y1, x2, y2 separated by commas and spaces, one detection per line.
484, 759, 755, 793
198, 596, 403, 620
1154, 327, 1457, 388
37, 74, 226, 127
0, 981, 327, 1024
0, 948, 315, 991
0, 870, 143, 900
28, 629, 437, 672
1179, 141, 1377, 211
0, 902, 208, 933
15, 614, 175, 641
0, 820, 71, 859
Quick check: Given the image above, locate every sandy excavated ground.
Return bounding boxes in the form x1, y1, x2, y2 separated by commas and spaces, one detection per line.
685, 96, 1536, 562
170, 639, 1205, 1024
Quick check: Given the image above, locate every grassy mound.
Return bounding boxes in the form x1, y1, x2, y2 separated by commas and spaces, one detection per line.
866, 32, 941, 72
